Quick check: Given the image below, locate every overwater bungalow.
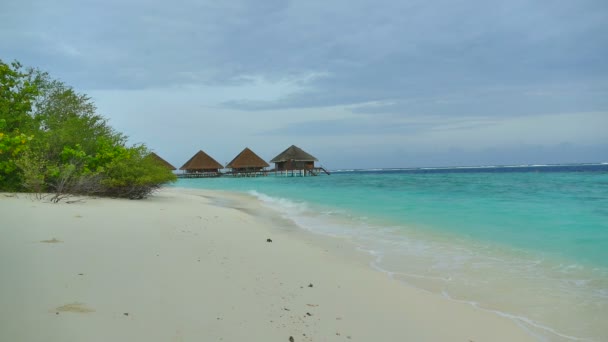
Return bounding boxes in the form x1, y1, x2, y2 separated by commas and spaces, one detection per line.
148, 152, 176, 171
178, 150, 223, 178
225, 147, 269, 177
270, 145, 330, 176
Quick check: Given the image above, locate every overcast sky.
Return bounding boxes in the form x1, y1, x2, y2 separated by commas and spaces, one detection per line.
2, 0, 607, 168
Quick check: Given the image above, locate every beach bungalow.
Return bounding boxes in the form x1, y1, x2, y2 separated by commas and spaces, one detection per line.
226, 147, 269, 176
179, 150, 223, 178
148, 152, 176, 171
270, 145, 330, 176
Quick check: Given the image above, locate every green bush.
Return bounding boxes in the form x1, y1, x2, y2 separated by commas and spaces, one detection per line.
0, 59, 176, 199
100, 145, 177, 199
0, 122, 34, 191
14, 149, 47, 194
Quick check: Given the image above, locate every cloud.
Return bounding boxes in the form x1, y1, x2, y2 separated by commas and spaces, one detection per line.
2, 0, 607, 167
4, 1, 607, 89
260, 118, 433, 136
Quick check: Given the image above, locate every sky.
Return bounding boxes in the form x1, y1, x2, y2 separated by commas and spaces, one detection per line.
1, 0, 607, 169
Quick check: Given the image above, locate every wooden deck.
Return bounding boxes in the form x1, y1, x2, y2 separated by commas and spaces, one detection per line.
273, 167, 331, 177
176, 172, 221, 178
176, 167, 330, 179
224, 170, 268, 177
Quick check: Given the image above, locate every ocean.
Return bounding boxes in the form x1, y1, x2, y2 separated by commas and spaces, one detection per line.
173, 163, 608, 341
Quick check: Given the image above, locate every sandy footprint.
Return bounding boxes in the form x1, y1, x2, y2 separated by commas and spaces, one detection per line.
40, 238, 62, 243
55, 303, 94, 313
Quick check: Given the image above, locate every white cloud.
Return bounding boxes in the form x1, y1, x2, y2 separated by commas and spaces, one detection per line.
2, 0, 607, 167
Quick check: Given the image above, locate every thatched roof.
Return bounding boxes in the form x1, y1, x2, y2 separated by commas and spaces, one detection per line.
180, 150, 223, 170
148, 152, 176, 170
226, 147, 269, 169
270, 145, 318, 163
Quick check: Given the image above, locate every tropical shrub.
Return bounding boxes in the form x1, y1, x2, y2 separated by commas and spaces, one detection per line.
0, 59, 176, 199
0, 123, 34, 191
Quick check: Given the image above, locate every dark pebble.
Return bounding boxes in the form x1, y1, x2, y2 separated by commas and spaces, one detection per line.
289, 337, 294, 342
266, 238, 272, 242
306, 312, 312, 316
123, 313, 129, 316
308, 283, 313, 288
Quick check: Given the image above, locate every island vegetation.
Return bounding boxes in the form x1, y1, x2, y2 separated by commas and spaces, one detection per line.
0, 60, 176, 201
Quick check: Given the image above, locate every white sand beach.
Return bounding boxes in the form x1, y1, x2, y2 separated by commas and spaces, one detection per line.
0, 188, 536, 341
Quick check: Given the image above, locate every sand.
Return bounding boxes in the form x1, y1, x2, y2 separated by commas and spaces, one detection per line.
0, 188, 536, 341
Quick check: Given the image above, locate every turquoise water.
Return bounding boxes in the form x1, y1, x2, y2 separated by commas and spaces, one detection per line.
174, 166, 608, 341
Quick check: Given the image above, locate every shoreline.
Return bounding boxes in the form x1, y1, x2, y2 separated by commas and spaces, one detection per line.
223, 188, 603, 342
195, 184, 605, 342
1, 188, 536, 341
